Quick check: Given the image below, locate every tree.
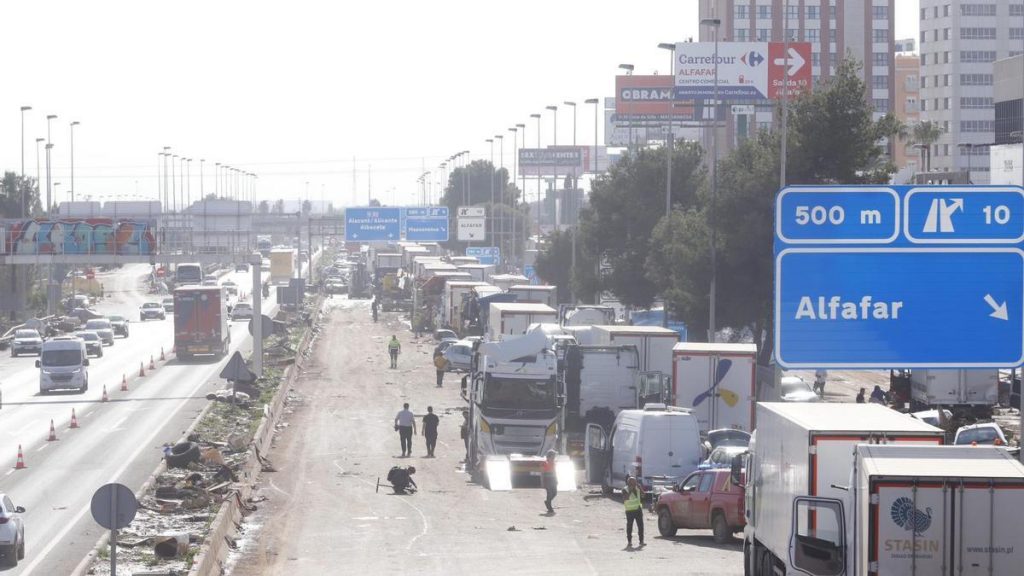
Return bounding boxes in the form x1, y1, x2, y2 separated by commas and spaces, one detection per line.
440, 160, 521, 252
0, 172, 40, 218
302, 199, 312, 215
533, 228, 599, 305
575, 142, 706, 308
258, 200, 270, 214
911, 120, 944, 172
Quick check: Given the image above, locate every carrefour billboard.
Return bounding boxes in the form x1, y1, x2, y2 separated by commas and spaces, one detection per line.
674, 41, 811, 101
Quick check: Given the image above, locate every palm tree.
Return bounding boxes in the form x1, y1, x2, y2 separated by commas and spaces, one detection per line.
911, 121, 944, 173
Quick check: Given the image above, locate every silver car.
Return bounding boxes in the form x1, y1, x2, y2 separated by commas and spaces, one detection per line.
84, 319, 115, 346
0, 494, 26, 567
442, 340, 474, 372
11, 329, 43, 357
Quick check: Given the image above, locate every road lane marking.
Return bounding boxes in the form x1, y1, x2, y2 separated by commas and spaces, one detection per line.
333, 460, 429, 550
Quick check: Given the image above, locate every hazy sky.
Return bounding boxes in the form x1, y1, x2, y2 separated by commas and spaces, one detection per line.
0, 0, 920, 210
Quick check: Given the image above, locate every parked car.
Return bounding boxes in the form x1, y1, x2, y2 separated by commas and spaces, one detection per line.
433, 329, 458, 342
325, 279, 348, 294
139, 302, 166, 320
910, 408, 952, 427
161, 297, 175, 313
433, 338, 458, 357
222, 280, 239, 295
107, 315, 130, 338
235, 263, 249, 272
0, 494, 27, 566
75, 331, 104, 358
779, 376, 820, 402
230, 302, 254, 321
84, 319, 115, 346
10, 329, 43, 357
954, 422, 1008, 446
654, 468, 745, 543
442, 339, 474, 372
699, 444, 748, 470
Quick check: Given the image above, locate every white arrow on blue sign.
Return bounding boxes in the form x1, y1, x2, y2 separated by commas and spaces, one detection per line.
345, 207, 401, 241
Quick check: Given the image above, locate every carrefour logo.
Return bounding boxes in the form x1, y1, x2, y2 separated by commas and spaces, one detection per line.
741, 51, 764, 67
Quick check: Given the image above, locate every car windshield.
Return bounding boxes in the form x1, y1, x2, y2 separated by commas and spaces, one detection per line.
782, 380, 812, 395
42, 349, 82, 366
236, 304, 252, 310
109, 315, 125, 322
956, 426, 1001, 445
143, 303, 161, 308
15, 330, 40, 339
86, 320, 111, 329
481, 376, 555, 410
708, 430, 751, 448
76, 333, 98, 341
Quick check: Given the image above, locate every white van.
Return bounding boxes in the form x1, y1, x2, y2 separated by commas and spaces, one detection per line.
584, 404, 702, 495
36, 337, 89, 394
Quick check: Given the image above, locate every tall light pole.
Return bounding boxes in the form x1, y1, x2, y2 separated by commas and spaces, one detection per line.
585, 98, 600, 174
20, 106, 31, 217
36, 138, 44, 214
530, 113, 542, 237
200, 159, 205, 199
545, 105, 558, 231
618, 64, 635, 151
657, 43, 678, 326
69, 121, 80, 202
509, 126, 520, 268
486, 139, 494, 248
46, 114, 57, 216
162, 147, 171, 210
564, 100, 579, 303
495, 134, 504, 259
701, 17, 721, 343
516, 123, 527, 257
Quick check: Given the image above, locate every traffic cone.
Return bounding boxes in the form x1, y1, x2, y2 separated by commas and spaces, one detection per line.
102, 384, 109, 402
70, 408, 80, 429
139, 362, 146, 377
149, 355, 156, 370
160, 347, 166, 361
121, 374, 128, 391
47, 419, 58, 441
14, 445, 26, 469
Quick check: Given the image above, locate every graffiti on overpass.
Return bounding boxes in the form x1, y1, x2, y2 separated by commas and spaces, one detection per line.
3, 218, 157, 255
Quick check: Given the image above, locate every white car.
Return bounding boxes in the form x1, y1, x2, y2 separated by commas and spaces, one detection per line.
11, 329, 43, 357
779, 376, 820, 402
0, 494, 26, 567
231, 302, 254, 321
222, 280, 239, 295
954, 422, 1008, 446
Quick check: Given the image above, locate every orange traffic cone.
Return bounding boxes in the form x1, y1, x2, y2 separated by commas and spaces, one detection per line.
14, 445, 25, 469
160, 347, 166, 361
47, 419, 58, 441
121, 374, 128, 391
102, 384, 109, 403
149, 356, 156, 370
70, 408, 80, 429
139, 362, 146, 377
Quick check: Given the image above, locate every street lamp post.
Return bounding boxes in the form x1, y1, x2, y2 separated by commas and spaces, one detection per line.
496, 134, 504, 262
69, 121, 80, 202
162, 147, 170, 210
20, 105, 31, 217
516, 123, 527, 262
486, 139, 494, 249
509, 126, 520, 268
701, 17, 721, 343
546, 105, 558, 231
531, 114, 542, 238
36, 138, 44, 214
658, 43, 677, 327
585, 99, 600, 175
46, 114, 57, 216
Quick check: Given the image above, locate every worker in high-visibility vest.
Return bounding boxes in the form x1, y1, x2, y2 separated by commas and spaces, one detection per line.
387, 335, 401, 369
622, 476, 645, 548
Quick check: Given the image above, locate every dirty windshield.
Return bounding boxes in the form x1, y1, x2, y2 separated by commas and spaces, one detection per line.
41, 349, 82, 366
481, 376, 556, 410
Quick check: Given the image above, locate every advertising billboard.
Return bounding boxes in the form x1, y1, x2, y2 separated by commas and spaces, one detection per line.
674, 41, 811, 101
615, 75, 699, 122
519, 147, 608, 176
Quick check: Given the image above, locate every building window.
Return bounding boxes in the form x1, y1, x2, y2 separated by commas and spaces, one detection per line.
812, 52, 821, 67
872, 75, 889, 89
921, 99, 928, 111
808, 5, 820, 19
943, 28, 950, 40
960, 4, 998, 17
935, 98, 940, 110
872, 98, 890, 113
961, 50, 997, 63
1011, 50, 1024, 57
920, 30, 926, 44
944, 51, 950, 63
960, 97, 994, 108
944, 97, 950, 109
830, 52, 838, 67
934, 29, 939, 42
960, 73, 994, 85
757, 5, 771, 19
905, 97, 918, 113
785, 5, 799, 19
905, 75, 918, 91
921, 75, 928, 88
961, 120, 995, 133
873, 52, 888, 66
735, 28, 749, 41
1010, 28, 1024, 40
961, 28, 997, 40
921, 7, 927, 20
944, 121, 949, 133
757, 28, 770, 42
1011, 5, 1024, 17
944, 4, 950, 17
920, 52, 927, 66
806, 28, 819, 42
934, 53, 941, 65
872, 5, 888, 19
944, 74, 949, 86
872, 29, 888, 43
830, 5, 836, 19
734, 4, 748, 19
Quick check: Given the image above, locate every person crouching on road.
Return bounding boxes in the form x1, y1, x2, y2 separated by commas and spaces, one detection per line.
387, 335, 401, 369
542, 450, 558, 514
387, 465, 417, 494
623, 476, 645, 548
394, 402, 416, 457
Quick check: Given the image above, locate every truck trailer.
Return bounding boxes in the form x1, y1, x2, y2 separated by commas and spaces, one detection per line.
672, 342, 757, 432
173, 285, 230, 360
591, 325, 679, 379
269, 248, 296, 284
486, 303, 557, 341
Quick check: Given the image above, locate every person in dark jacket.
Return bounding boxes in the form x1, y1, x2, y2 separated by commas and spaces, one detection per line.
422, 406, 440, 457
387, 466, 417, 494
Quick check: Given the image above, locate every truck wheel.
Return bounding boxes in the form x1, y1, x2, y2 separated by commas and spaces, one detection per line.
759, 549, 775, 576
657, 508, 677, 537
712, 512, 731, 544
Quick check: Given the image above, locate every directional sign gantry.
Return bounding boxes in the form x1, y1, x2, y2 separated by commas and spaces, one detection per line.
774, 185, 1024, 369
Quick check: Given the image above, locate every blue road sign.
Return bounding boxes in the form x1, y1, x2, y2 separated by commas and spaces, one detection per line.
404, 206, 449, 241
345, 207, 401, 241
466, 246, 500, 266
775, 185, 1024, 369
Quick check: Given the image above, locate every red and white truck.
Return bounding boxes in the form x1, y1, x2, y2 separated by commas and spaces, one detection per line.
173, 285, 230, 361
742, 402, 949, 575
672, 342, 757, 433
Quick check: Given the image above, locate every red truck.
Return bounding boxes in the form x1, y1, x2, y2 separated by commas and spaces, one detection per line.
654, 468, 744, 543
173, 285, 230, 361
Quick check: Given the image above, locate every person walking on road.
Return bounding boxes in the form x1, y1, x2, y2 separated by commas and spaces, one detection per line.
433, 352, 447, 387
460, 410, 470, 463
422, 406, 440, 457
622, 476, 645, 548
394, 403, 416, 457
542, 450, 558, 514
856, 387, 866, 404
387, 335, 401, 369
371, 298, 379, 322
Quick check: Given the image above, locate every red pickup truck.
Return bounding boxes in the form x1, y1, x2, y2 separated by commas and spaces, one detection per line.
654, 468, 744, 543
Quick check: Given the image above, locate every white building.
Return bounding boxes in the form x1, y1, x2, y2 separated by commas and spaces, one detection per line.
990, 53, 1023, 185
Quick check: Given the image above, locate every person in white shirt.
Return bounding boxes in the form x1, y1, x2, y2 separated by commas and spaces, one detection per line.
394, 403, 417, 457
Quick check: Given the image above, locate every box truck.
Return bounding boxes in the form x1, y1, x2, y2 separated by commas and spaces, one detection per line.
508, 284, 557, 308
910, 369, 999, 414
591, 325, 679, 377
269, 249, 295, 284
173, 285, 230, 360
673, 342, 757, 432
563, 345, 641, 460
486, 303, 557, 341
742, 443, 1024, 576
742, 403, 947, 575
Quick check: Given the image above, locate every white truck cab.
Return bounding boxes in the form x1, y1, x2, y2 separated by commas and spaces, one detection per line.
37, 337, 89, 394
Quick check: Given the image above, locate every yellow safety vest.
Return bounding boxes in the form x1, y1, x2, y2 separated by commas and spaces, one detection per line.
388, 339, 400, 351
624, 488, 643, 511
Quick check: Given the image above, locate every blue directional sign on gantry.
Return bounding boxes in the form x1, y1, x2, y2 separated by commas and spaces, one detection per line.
345, 207, 401, 241
775, 186, 1024, 369
404, 207, 450, 242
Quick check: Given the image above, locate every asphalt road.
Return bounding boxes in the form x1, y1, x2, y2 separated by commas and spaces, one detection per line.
0, 263, 281, 575
228, 298, 744, 576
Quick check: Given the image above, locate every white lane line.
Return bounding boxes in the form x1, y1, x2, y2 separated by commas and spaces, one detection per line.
333, 460, 429, 550
35, 443, 50, 453
19, 369, 213, 576
268, 478, 291, 498
5, 470, 13, 477
105, 416, 128, 432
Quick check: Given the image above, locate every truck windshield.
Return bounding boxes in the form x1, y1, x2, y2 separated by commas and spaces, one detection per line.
482, 376, 555, 410
42, 349, 83, 366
